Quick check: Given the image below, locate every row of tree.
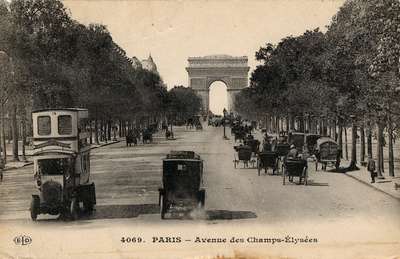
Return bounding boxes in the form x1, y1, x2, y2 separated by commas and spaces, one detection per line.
234, 0, 400, 176
0, 0, 202, 162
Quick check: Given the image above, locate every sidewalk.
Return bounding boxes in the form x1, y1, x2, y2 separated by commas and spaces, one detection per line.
2, 139, 120, 171
343, 161, 400, 200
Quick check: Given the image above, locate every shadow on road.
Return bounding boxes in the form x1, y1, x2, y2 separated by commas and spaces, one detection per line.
306, 180, 329, 187
84, 204, 160, 220
205, 210, 257, 220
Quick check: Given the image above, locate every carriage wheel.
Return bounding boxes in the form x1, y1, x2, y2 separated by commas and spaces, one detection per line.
160, 194, 165, 219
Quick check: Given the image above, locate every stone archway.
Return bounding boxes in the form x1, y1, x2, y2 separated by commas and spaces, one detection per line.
186, 55, 250, 114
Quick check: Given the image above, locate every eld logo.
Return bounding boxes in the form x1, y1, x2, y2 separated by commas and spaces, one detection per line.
13, 235, 32, 246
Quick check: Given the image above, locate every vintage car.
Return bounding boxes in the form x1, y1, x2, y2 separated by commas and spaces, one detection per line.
158, 151, 205, 219
30, 108, 96, 220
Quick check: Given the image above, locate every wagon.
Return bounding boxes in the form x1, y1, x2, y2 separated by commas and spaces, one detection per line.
315, 137, 339, 171
257, 152, 279, 175
233, 145, 255, 168
158, 151, 205, 219
282, 159, 308, 185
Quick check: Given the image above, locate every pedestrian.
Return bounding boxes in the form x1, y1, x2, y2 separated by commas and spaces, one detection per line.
0, 157, 4, 182
367, 155, 376, 183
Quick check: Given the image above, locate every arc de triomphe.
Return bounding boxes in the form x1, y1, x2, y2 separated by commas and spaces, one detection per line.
186, 55, 250, 113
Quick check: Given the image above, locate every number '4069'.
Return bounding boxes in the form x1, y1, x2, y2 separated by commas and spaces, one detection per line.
121, 237, 143, 243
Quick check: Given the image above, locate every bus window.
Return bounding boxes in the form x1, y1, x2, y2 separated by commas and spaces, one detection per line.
58, 115, 72, 135
38, 116, 51, 135
38, 158, 71, 176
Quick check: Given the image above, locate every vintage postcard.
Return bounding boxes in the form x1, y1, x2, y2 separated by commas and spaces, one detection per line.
0, 0, 399, 258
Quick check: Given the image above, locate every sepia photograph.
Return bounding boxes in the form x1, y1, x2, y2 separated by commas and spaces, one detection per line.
0, 0, 399, 258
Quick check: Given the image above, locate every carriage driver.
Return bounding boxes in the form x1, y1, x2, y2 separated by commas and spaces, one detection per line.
287, 144, 299, 159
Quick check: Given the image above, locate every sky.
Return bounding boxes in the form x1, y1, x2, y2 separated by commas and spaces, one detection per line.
62, 0, 345, 114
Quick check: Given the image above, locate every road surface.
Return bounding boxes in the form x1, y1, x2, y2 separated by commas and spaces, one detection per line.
0, 125, 399, 259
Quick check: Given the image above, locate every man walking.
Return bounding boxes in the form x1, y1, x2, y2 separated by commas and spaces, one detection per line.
367, 154, 376, 183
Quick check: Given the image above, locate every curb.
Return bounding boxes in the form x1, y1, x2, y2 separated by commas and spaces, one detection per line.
4, 161, 34, 172
2, 140, 121, 172
344, 172, 400, 201
90, 140, 120, 150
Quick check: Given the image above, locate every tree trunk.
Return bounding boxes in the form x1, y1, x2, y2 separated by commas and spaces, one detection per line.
94, 119, 99, 144
119, 120, 122, 138
360, 124, 365, 164
265, 114, 269, 133
376, 122, 384, 178
333, 119, 338, 141
0, 104, 6, 162
11, 105, 19, 161
89, 120, 93, 145
344, 126, 348, 160
289, 115, 295, 131
348, 122, 358, 170
338, 123, 343, 159
388, 117, 394, 177
21, 107, 27, 162
107, 120, 111, 141
299, 116, 305, 133
285, 115, 289, 132
367, 121, 372, 158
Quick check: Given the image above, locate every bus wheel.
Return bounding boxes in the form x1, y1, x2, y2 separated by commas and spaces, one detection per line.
30, 196, 40, 221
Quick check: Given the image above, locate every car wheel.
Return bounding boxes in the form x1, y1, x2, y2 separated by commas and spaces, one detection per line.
160, 195, 165, 219
70, 197, 79, 220
30, 196, 40, 221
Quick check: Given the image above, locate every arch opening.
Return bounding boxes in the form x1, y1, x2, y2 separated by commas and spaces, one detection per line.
209, 81, 228, 116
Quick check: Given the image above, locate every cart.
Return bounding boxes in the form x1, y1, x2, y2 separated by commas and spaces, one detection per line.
257, 152, 279, 175
233, 145, 255, 168
158, 151, 205, 219
315, 137, 339, 171
283, 159, 308, 185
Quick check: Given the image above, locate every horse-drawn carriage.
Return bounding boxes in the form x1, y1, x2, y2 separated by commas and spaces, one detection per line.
142, 128, 153, 144
315, 137, 340, 171
282, 158, 308, 185
288, 132, 320, 157
244, 137, 260, 155
233, 145, 255, 168
158, 151, 205, 219
257, 151, 279, 175
233, 129, 246, 142
275, 143, 291, 158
